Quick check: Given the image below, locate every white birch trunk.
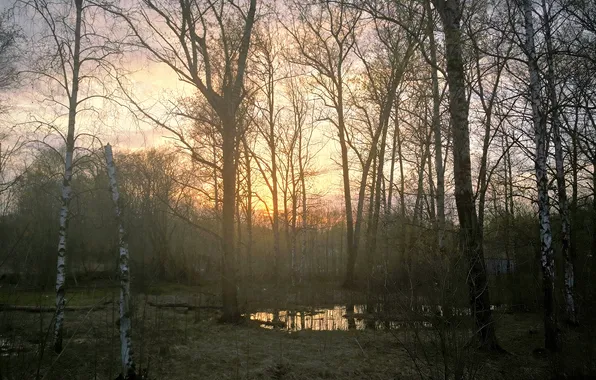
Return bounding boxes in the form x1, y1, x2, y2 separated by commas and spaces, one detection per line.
54, 150, 72, 353
541, 0, 577, 325
105, 144, 136, 378
522, 0, 559, 350
53, 0, 83, 353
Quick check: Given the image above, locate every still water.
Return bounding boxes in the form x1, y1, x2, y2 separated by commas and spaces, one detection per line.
249, 305, 436, 331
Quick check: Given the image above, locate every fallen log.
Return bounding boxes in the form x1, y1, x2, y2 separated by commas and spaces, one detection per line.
0, 300, 112, 313
147, 301, 222, 310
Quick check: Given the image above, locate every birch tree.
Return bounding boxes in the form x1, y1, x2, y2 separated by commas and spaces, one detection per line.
520, 0, 559, 351
541, 0, 577, 325
19, 0, 122, 352
105, 144, 136, 380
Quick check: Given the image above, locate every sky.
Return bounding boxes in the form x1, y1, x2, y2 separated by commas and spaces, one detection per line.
0, 0, 348, 213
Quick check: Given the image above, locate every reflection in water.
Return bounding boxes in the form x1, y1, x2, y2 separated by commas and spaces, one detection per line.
346, 304, 356, 330
249, 305, 436, 331
251, 305, 365, 331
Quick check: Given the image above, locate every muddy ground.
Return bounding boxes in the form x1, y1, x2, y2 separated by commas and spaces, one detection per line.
0, 282, 592, 379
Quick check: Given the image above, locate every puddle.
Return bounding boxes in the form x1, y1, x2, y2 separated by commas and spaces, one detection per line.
249, 305, 437, 331
251, 306, 364, 331
248, 304, 507, 331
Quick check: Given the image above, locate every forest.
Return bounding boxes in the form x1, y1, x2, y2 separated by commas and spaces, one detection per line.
0, 0, 595, 378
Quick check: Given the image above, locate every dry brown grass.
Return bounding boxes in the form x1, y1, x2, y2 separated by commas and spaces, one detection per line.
0, 285, 578, 379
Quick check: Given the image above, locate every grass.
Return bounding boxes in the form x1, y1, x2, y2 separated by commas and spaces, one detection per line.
0, 286, 119, 307
0, 283, 591, 379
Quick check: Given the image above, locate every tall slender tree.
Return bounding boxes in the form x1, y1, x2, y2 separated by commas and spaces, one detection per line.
250, 24, 284, 286
105, 144, 136, 380
541, 0, 577, 325
20, 0, 122, 352
283, 0, 361, 286
520, 0, 559, 350
104, 0, 258, 321
430, 0, 501, 350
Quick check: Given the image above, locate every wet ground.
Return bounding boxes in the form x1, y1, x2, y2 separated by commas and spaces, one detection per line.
0, 283, 590, 379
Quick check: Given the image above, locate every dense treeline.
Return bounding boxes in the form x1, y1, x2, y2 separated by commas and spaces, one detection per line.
1, 146, 594, 309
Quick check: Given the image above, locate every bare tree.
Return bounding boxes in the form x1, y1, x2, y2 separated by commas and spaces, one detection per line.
19, 0, 123, 352
283, 0, 362, 287
541, 0, 577, 325
105, 144, 136, 379
285, 77, 318, 284
466, 10, 513, 234
422, 0, 446, 249
520, 0, 559, 351
353, 13, 419, 298
103, 0, 258, 322
430, 0, 501, 350
0, 10, 19, 114
240, 136, 254, 280
249, 23, 284, 286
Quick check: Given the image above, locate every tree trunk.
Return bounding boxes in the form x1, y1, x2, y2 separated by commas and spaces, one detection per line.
213, 137, 220, 214
290, 157, 298, 285
425, 1, 445, 248
221, 115, 239, 322
434, 0, 500, 350
242, 138, 253, 282
340, 112, 357, 287
299, 128, 308, 284
54, 148, 72, 354
269, 115, 281, 288
105, 144, 136, 379
522, 0, 559, 350
413, 128, 432, 225
365, 153, 378, 317
385, 105, 399, 277
570, 110, 578, 284
396, 113, 407, 263
53, 0, 83, 354
427, 135, 436, 221
366, 116, 390, 309
283, 176, 291, 281
387, 108, 398, 216
503, 134, 512, 274
541, 0, 577, 325
236, 175, 243, 285
350, 123, 386, 287
476, 82, 494, 234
